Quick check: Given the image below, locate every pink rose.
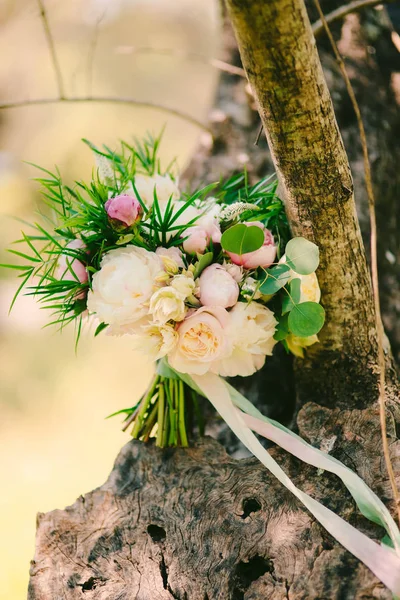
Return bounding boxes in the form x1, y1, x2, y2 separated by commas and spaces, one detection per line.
199, 264, 239, 308
105, 194, 141, 227
168, 306, 232, 375
227, 221, 276, 269
57, 239, 88, 298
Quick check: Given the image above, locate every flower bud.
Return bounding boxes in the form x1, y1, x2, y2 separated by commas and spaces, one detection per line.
199, 264, 239, 308
105, 194, 141, 228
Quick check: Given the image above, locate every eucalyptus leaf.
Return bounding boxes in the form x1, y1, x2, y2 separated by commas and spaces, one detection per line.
221, 223, 264, 255
286, 237, 319, 275
288, 301, 325, 337
193, 252, 213, 279
259, 264, 291, 295
274, 313, 289, 341
282, 278, 301, 314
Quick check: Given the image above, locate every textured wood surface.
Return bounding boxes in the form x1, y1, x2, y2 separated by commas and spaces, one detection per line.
29, 401, 397, 599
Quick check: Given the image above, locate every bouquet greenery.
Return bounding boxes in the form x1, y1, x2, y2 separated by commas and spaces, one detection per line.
2, 133, 323, 447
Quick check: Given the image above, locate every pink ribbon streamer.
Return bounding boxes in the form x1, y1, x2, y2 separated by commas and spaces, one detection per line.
191, 372, 400, 596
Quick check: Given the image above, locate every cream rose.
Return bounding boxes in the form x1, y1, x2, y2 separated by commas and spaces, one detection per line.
171, 274, 196, 299
133, 173, 180, 208
87, 246, 164, 333
169, 306, 232, 375
214, 301, 277, 377
131, 322, 178, 360
149, 286, 187, 324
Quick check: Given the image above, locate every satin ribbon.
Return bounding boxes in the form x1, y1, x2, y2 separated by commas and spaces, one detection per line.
184, 372, 400, 596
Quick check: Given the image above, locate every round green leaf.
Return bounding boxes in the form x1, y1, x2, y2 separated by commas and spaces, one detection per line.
285, 237, 319, 275
221, 223, 264, 255
259, 264, 291, 295
288, 301, 325, 337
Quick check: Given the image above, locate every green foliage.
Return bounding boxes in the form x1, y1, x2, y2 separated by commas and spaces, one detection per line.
288, 302, 325, 337
221, 223, 264, 254
274, 313, 290, 341
281, 278, 301, 314
259, 264, 291, 295
285, 237, 319, 275
193, 252, 214, 279
217, 171, 290, 257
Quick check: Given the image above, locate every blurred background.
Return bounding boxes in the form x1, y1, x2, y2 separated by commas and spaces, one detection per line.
0, 0, 220, 596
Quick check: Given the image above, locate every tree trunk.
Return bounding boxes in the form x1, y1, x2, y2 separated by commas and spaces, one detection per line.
225, 0, 382, 412
28, 5, 400, 600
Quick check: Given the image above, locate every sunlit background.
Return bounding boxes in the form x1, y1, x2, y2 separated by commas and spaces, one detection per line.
0, 0, 220, 596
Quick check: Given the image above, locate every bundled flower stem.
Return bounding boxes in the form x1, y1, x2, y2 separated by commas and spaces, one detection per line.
128, 374, 198, 447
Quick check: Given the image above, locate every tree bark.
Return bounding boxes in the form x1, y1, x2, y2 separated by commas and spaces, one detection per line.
28, 6, 400, 600
225, 0, 382, 411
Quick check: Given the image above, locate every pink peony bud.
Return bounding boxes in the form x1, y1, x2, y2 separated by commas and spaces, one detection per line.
183, 226, 209, 255
105, 194, 141, 227
199, 264, 239, 308
227, 221, 276, 269
57, 240, 88, 299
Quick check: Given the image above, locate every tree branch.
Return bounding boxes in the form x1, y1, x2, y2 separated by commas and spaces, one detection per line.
0, 96, 211, 132
115, 46, 246, 77
37, 0, 65, 99
225, 0, 376, 369
312, 0, 397, 37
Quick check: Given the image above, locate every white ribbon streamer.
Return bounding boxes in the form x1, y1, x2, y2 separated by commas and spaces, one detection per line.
189, 372, 400, 596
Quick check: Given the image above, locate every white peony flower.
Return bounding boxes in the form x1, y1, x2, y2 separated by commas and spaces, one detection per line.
131, 322, 178, 360
132, 173, 180, 209
169, 306, 232, 375
214, 301, 277, 377
170, 274, 195, 299
87, 246, 164, 334
149, 286, 187, 324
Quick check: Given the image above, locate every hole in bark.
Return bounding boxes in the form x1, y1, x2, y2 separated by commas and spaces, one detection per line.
231, 555, 273, 600
81, 577, 97, 591
241, 497, 261, 519
147, 524, 166, 543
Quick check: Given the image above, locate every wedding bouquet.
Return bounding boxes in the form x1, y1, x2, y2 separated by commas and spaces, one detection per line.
3, 134, 400, 596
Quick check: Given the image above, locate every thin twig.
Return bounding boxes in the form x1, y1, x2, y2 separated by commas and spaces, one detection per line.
116, 46, 246, 78
86, 13, 106, 96
37, 0, 65, 98
0, 96, 211, 132
312, 0, 400, 525
312, 0, 397, 37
